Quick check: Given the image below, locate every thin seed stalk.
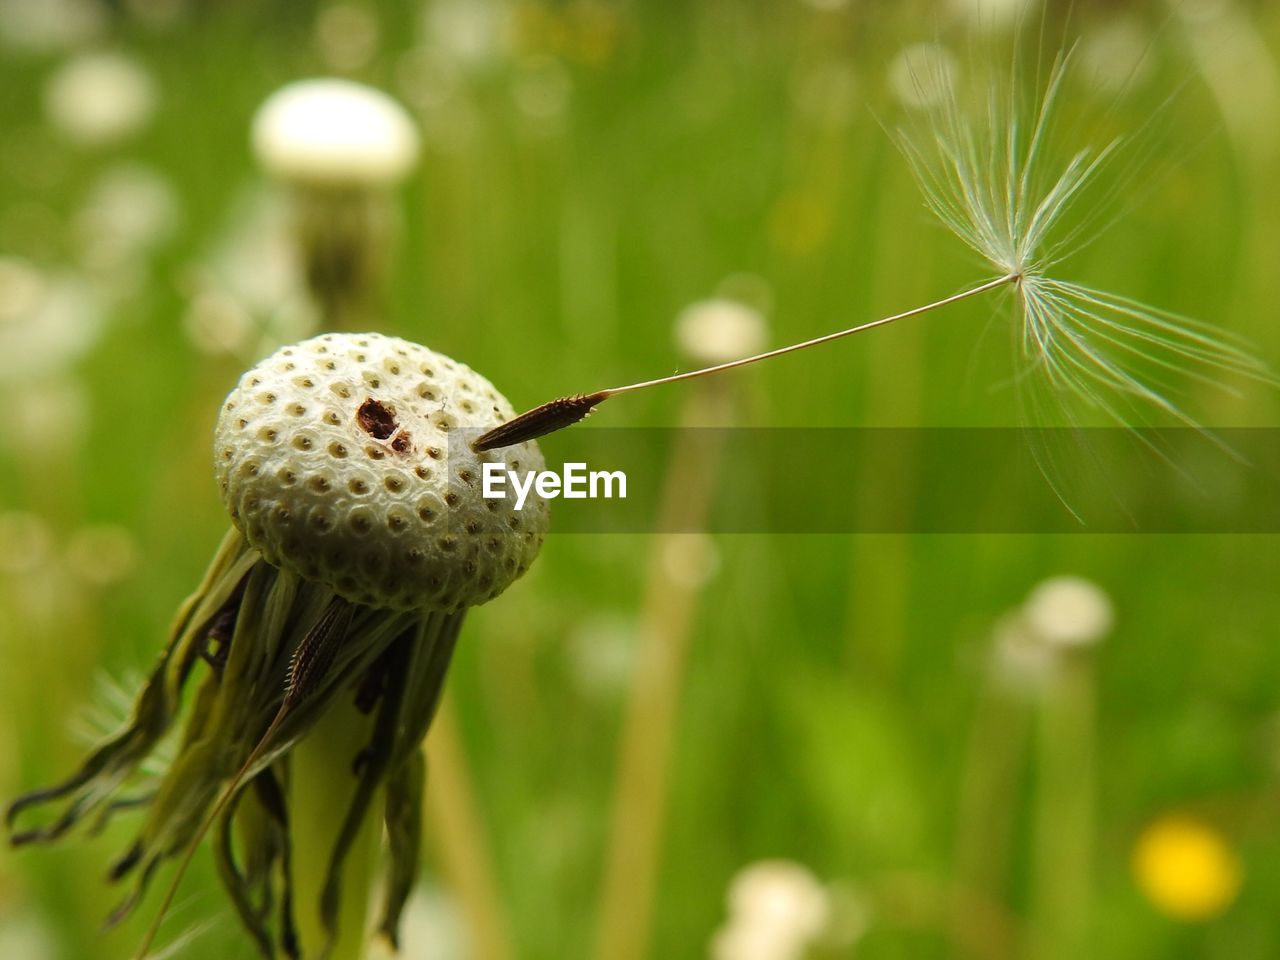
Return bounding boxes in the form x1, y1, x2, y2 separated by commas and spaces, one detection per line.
290, 693, 381, 960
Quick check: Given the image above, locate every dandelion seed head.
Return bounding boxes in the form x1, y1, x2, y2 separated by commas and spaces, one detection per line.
721, 860, 831, 949
252, 79, 420, 187
675, 298, 768, 366
1022, 575, 1112, 648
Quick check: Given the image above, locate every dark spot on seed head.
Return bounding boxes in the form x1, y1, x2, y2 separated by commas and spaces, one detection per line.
357, 398, 398, 440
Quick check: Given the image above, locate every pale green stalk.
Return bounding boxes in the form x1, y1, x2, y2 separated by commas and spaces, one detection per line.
290, 694, 381, 960
594, 382, 732, 960
1028, 651, 1094, 960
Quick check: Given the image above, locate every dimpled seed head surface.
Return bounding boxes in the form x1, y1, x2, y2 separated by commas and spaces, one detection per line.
214, 332, 548, 612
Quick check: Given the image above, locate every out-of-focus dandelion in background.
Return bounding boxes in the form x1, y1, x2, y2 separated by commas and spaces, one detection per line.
2, 1, 1280, 959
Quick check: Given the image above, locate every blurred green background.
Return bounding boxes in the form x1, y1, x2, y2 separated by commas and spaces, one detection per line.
3, 1, 1280, 958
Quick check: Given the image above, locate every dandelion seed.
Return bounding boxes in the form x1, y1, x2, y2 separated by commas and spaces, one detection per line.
894, 49, 1276, 438
471, 42, 1273, 524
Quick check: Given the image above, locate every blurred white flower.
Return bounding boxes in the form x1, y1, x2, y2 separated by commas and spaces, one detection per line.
566, 613, 637, 699
1022, 576, 1113, 648
793, 61, 859, 129
44, 51, 157, 146
1079, 17, 1155, 94
181, 187, 316, 357
182, 290, 256, 357
712, 860, 831, 960
676, 298, 768, 366
0, 0, 104, 53
727, 860, 830, 936
366, 885, 469, 960
0, 375, 89, 456
65, 524, 139, 586
206, 189, 298, 313
887, 43, 958, 111
252, 78, 420, 187
948, 0, 1039, 31
0, 913, 56, 960
77, 164, 179, 255
0, 512, 55, 576
123, 0, 190, 29
0, 262, 104, 382
717, 273, 775, 317
315, 3, 380, 71
0, 256, 44, 325
991, 611, 1055, 692
711, 922, 810, 960
74, 163, 180, 292
421, 0, 510, 70
512, 55, 571, 131
395, 47, 477, 153
1174, 0, 1280, 162
661, 534, 720, 588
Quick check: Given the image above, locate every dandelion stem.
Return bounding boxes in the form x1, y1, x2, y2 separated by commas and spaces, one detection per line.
471, 274, 1016, 451
291, 695, 382, 960
595, 385, 731, 960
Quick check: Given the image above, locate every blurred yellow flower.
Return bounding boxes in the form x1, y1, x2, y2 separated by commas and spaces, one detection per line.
1132, 814, 1242, 921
